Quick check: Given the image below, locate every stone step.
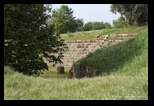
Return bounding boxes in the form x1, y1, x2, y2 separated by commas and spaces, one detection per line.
45, 34, 136, 66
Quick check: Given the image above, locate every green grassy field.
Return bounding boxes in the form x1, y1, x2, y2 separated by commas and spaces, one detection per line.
4, 26, 148, 100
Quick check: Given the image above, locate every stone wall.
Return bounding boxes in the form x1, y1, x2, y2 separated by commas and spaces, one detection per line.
45, 34, 136, 67
68, 62, 100, 78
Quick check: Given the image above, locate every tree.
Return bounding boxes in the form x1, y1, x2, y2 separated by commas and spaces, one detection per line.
93, 22, 105, 30
135, 4, 148, 25
104, 22, 112, 29
75, 19, 84, 31
50, 5, 79, 34
113, 16, 128, 28
4, 4, 67, 76
83, 22, 93, 31
110, 4, 148, 25
83, 21, 105, 31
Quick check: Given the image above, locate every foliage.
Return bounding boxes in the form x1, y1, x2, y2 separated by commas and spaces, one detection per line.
83, 21, 105, 31
50, 5, 83, 34
83, 22, 93, 31
93, 22, 105, 30
135, 4, 148, 26
113, 16, 129, 28
4, 66, 16, 75
4, 27, 148, 100
75, 19, 84, 31
104, 22, 112, 29
110, 4, 148, 25
4, 4, 67, 75
78, 29, 148, 76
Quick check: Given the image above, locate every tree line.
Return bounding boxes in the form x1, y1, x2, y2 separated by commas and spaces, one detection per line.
50, 4, 148, 33
49, 5, 112, 33
4, 4, 148, 75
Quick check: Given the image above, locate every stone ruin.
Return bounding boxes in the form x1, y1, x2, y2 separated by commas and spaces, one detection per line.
45, 34, 136, 67
68, 62, 100, 78
44, 34, 137, 78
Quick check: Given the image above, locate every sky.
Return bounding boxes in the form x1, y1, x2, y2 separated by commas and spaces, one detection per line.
52, 4, 121, 25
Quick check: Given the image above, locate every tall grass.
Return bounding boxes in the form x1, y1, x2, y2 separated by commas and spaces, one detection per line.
39, 67, 70, 79
78, 29, 148, 77
4, 26, 148, 100
4, 71, 148, 100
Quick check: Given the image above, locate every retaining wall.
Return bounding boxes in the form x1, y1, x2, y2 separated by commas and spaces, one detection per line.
45, 34, 136, 67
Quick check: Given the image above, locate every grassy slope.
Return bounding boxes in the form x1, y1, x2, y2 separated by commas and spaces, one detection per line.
61, 26, 147, 40
78, 28, 148, 77
4, 26, 148, 100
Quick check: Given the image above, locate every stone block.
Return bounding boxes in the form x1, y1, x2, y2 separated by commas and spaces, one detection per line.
77, 40, 82, 43
82, 40, 85, 43
90, 40, 93, 42
121, 34, 129, 36
103, 35, 109, 38
57, 66, 65, 74
77, 44, 81, 48
68, 62, 100, 78
94, 38, 98, 40
115, 40, 123, 42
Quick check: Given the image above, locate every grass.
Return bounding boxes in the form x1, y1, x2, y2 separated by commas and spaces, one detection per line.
61, 26, 148, 40
4, 26, 148, 100
4, 68, 148, 100
40, 67, 70, 79
78, 28, 148, 77
4, 67, 148, 100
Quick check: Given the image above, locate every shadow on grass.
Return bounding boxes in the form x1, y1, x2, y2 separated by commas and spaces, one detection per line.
40, 67, 71, 79
78, 31, 147, 75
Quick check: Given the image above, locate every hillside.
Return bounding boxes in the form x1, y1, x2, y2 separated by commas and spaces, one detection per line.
4, 26, 148, 100
60, 26, 147, 40
78, 28, 148, 77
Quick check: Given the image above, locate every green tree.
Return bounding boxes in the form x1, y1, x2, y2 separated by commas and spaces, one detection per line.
4, 4, 67, 75
110, 4, 148, 25
93, 22, 105, 30
50, 5, 78, 34
75, 19, 84, 31
113, 16, 128, 28
83, 21, 105, 31
83, 22, 93, 31
135, 4, 148, 26
104, 22, 112, 29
